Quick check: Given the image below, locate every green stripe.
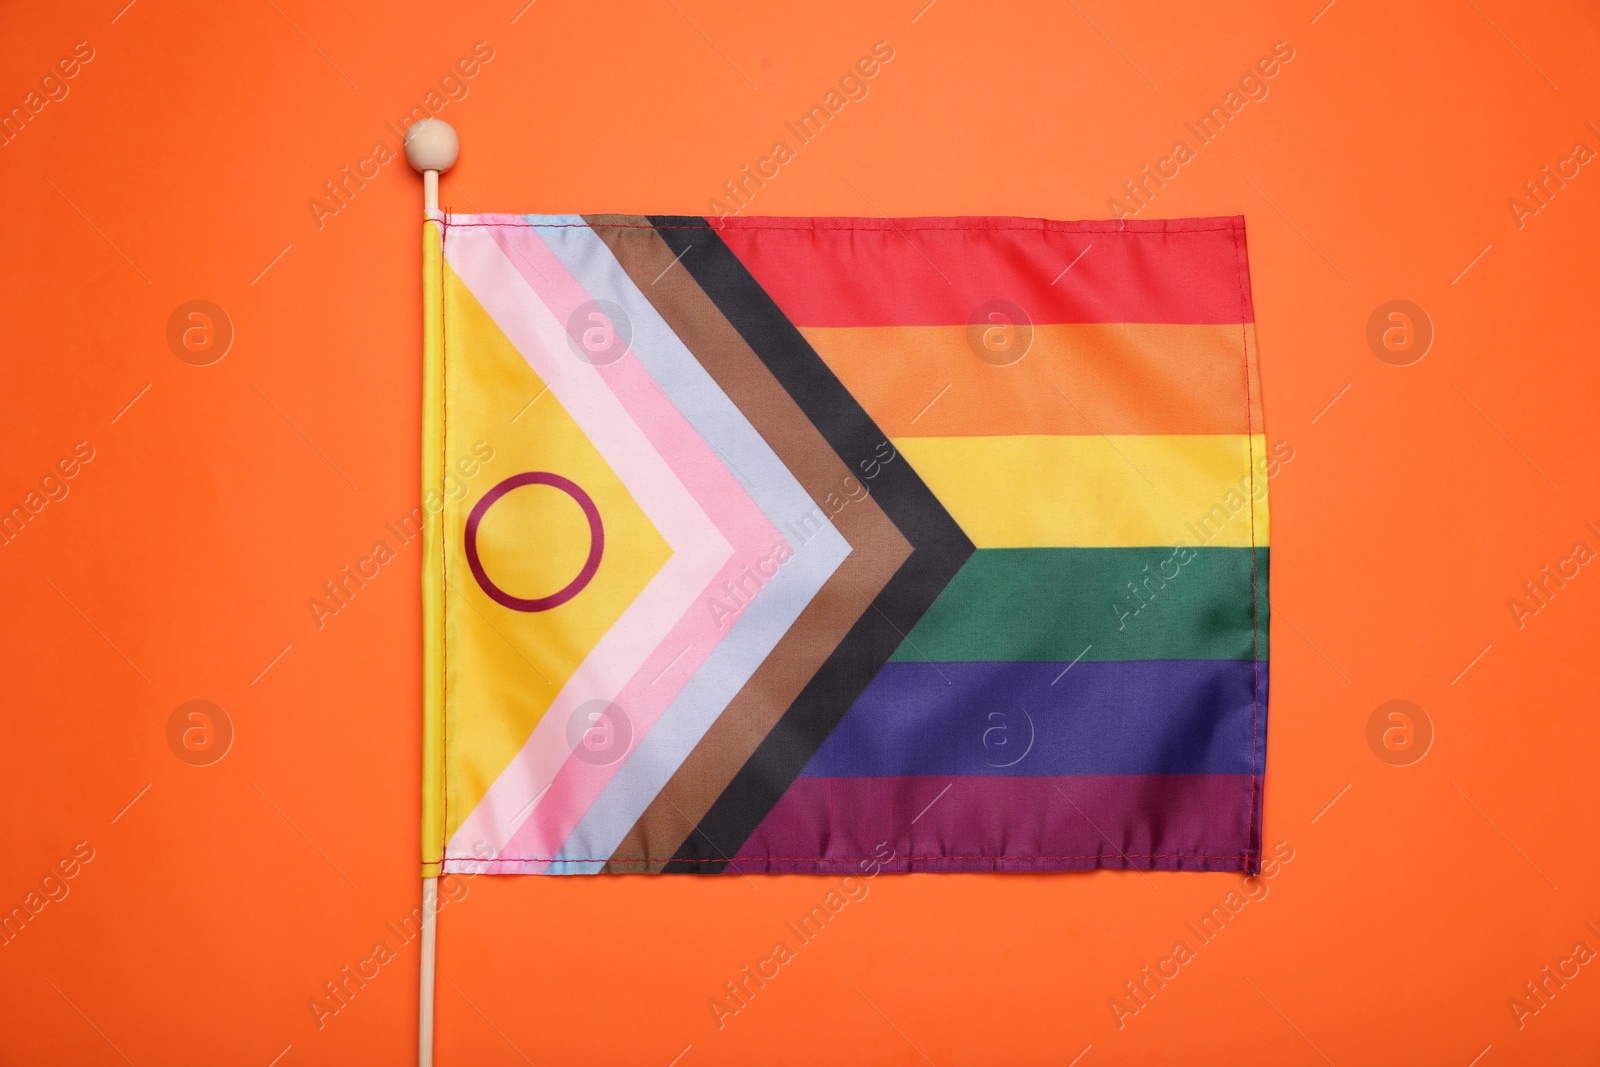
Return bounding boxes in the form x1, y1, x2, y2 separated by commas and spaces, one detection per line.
892, 547, 1269, 662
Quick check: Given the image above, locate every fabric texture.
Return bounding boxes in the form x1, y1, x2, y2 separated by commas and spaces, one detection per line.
420, 213, 1271, 876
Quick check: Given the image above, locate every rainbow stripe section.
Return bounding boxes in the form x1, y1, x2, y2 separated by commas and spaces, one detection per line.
715, 217, 1268, 874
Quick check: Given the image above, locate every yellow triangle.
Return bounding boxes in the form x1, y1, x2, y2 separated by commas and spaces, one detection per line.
440, 261, 670, 844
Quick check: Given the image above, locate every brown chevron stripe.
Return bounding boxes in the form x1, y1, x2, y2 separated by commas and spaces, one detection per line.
584, 216, 912, 872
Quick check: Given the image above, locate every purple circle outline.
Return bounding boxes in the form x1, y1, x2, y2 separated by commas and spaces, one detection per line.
464, 472, 604, 612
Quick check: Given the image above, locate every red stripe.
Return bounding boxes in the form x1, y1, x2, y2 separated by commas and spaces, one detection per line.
713, 215, 1254, 326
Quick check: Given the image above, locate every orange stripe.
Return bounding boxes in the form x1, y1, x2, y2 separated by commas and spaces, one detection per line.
800, 323, 1262, 437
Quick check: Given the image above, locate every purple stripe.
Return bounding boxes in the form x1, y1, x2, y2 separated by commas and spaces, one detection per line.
801, 660, 1266, 778
729, 774, 1253, 874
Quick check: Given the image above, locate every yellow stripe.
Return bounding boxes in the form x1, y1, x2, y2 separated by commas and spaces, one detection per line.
894, 434, 1272, 548
421, 219, 444, 876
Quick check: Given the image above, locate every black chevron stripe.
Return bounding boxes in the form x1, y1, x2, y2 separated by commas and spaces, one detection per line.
647, 216, 976, 873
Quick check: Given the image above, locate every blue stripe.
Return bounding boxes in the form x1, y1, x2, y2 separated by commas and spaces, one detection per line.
801, 659, 1265, 777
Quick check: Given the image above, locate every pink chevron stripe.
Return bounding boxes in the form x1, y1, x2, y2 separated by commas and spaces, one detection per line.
442, 219, 729, 863
472, 219, 782, 870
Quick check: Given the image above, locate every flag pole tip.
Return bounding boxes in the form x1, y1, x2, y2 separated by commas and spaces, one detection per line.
405, 119, 459, 174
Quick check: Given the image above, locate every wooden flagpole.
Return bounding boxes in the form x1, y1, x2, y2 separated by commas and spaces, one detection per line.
404, 116, 458, 1067
418, 875, 438, 1065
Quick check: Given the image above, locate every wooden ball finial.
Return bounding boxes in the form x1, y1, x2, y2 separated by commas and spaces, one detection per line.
404, 119, 459, 174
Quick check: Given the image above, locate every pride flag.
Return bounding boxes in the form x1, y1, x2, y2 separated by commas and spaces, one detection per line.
421, 214, 1270, 876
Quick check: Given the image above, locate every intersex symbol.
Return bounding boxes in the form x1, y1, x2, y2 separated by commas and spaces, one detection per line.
464, 472, 604, 612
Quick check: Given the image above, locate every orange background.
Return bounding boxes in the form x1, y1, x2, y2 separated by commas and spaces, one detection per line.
3, 0, 1598, 1063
